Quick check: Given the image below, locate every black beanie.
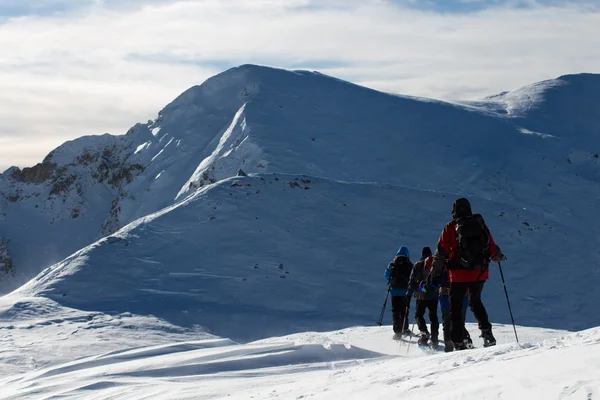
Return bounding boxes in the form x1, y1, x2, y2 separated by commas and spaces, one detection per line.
422, 247, 432, 258
452, 198, 472, 219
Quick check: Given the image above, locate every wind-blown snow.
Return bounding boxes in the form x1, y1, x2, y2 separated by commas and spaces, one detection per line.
176, 102, 253, 200
1, 309, 597, 400
134, 141, 151, 154
518, 127, 555, 139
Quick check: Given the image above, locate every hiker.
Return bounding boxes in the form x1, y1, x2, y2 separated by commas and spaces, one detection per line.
407, 247, 439, 346
384, 246, 413, 337
439, 266, 472, 352
431, 198, 506, 350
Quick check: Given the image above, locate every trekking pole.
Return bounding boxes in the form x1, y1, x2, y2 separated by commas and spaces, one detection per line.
406, 321, 416, 354
377, 283, 391, 326
403, 296, 414, 353
498, 262, 519, 343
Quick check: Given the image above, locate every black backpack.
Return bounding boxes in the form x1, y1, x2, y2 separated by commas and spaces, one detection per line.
455, 214, 490, 270
389, 256, 412, 288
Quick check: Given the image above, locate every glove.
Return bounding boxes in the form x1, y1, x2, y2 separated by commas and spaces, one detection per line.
491, 245, 507, 262
429, 274, 443, 288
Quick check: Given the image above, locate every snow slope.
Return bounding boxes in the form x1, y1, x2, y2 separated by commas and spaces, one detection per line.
0, 296, 209, 377
2, 318, 597, 400
2, 65, 600, 294
7, 173, 598, 342
476, 73, 600, 142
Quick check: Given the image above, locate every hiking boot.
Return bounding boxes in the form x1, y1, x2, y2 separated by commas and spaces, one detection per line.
431, 336, 439, 347
402, 329, 413, 337
453, 341, 467, 351
481, 329, 496, 347
418, 334, 429, 346
444, 341, 454, 353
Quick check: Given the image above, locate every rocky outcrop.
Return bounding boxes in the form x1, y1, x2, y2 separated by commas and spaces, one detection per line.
100, 198, 122, 236
0, 238, 13, 279
11, 162, 57, 184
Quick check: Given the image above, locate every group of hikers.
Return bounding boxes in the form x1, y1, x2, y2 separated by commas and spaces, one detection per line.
384, 197, 507, 352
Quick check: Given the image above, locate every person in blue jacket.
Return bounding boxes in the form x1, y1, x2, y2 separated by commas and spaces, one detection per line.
384, 246, 413, 337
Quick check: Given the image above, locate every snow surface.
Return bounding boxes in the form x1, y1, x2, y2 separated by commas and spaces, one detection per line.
0, 296, 209, 377
2, 311, 597, 400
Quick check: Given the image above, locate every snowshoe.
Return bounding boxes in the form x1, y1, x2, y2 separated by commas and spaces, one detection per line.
430, 336, 439, 348
417, 334, 429, 346
401, 329, 413, 337
481, 329, 496, 347
464, 336, 474, 349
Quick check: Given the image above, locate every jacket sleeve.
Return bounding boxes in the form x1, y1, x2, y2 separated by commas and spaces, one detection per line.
432, 223, 455, 277
486, 227, 501, 260
385, 264, 392, 282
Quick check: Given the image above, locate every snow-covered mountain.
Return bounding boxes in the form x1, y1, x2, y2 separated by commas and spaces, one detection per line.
1, 64, 600, 331
2, 65, 599, 294
2, 64, 600, 399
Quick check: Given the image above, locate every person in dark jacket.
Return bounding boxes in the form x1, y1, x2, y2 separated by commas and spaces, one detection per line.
407, 247, 439, 346
384, 246, 413, 337
431, 198, 506, 350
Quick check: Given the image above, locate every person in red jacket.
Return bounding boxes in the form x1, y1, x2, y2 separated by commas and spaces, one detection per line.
431, 198, 506, 350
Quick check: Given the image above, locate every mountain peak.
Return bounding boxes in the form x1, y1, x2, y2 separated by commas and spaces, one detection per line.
160, 64, 324, 115
555, 72, 600, 82
504, 72, 600, 139
157, 64, 266, 124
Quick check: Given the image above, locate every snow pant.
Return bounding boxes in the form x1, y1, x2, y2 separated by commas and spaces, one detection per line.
440, 294, 469, 344
450, 281, 491, 343
414, 298, 439, 339
391, 295, 410, 333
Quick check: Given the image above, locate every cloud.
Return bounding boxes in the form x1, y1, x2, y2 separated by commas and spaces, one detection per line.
0, 0, 599, 170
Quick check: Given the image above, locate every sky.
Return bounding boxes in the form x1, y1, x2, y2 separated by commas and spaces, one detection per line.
0, 0, 599, 171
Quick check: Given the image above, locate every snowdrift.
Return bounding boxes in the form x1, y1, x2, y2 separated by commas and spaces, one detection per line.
1, 318, 597, 400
